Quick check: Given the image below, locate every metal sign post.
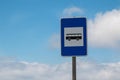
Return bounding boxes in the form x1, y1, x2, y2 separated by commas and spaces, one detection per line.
72, 57, 76, 80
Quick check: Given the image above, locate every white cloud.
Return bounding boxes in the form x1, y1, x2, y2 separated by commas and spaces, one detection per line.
62, 6, 83, 17
88, 9, 120, 48
0, 59, 120, 80
49, 34, 60, 49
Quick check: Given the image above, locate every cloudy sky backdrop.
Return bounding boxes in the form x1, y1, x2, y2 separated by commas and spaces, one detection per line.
0, 0, 120, 80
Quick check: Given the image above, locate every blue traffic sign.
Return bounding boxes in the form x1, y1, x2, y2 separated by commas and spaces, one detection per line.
61, 18, 87, 56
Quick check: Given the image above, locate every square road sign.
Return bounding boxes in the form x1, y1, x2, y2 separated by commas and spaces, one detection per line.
61, 18, 87, 56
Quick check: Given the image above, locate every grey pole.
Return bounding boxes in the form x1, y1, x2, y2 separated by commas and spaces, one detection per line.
72, 57, 76, 80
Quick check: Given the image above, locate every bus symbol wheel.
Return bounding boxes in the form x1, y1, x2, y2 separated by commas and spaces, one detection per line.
68, 38, 71, 41
76, 38, 79, 41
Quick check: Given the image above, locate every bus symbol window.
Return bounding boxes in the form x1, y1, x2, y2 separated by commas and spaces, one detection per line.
66, 33, 82, 41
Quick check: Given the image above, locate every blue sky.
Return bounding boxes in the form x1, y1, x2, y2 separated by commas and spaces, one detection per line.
0, 0, 120, 65
0, 0, 120, 80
